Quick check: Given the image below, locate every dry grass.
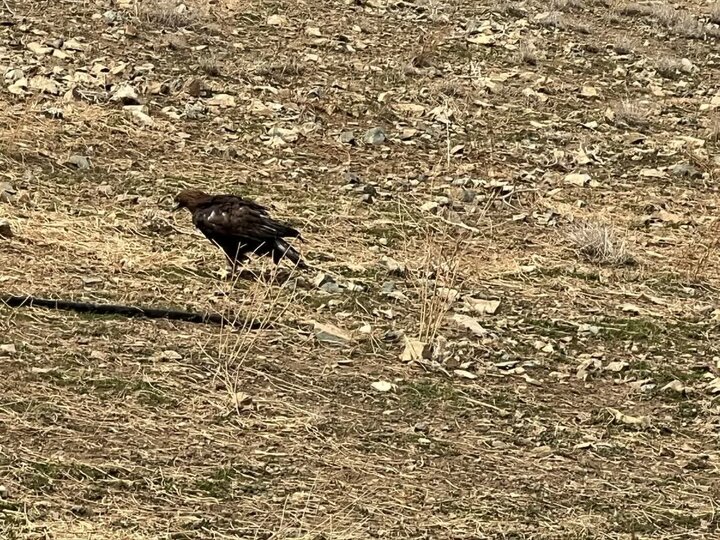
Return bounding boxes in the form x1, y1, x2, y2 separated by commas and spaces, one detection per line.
136, 0, 202, 28
197, 55, 222, 77
655, 56, 684, 79
711, 2, 720, 25
613, 34, 638, 54
566, 221, 633, 265
2, 0, 720, 538
612, 99, 650, 127
517, 42, 539, 65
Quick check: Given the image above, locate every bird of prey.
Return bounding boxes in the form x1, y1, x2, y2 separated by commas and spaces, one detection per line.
173, 189, 307, 270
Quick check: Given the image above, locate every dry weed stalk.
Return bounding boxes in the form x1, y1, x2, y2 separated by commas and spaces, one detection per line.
404, 229, 463, 344
711, 2, 720, 25
567, 221, 633, 266
202, 258, 301, 414
612, 99, 649, 127
135, 0, 200, 28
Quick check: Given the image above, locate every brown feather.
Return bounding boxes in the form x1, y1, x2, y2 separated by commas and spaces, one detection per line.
174, 190, 307, 269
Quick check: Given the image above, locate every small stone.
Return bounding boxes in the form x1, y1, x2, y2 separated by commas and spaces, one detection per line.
400, 337, 432, 362
4, 68, 24, 82
461, 189, 476, 203
111, 85, 140, 105
381, 281, 396, 294
604, 361, 628, 373
339, 131, 356, 144
454, 369, 477, 380
413, 422, 429, 433
360, 193, 374, 204
420, 201, 439, 213
64, 38, 86, 51
0, 485, 7, 498
66, 155, 91, 169
363, 127, 386, 145
669, 162, 702, 179
358, 323, 372, 334
27, 42, 53, 55
206, 94, 236, 107
0, 182, 15, 203
314, 321, 354, 347
662, 380, 686, 394
0, 220, 12, 239
267, 14, 289, 26
103, 10, 120, 23
124, 106, 154, 126
381, 256, 406, 275
320, 281, 343, 294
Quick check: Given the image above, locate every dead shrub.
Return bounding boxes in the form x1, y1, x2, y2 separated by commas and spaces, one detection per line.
710, 2, 720, 25
198, 56, 222, 77
616, 2, 652, 17
567, 222, 633, 265
613, 35, 638, 55
612, 100, 649, 127
137, 0, 200, 28
517, 43, 538, 65
655, 57, 684, 79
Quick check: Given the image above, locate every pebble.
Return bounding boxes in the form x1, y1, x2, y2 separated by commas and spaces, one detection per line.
0, 220, 12, 239
363, 127, 386, 145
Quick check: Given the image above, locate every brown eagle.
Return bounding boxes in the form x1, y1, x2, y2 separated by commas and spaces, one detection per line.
173, 189, 307, 270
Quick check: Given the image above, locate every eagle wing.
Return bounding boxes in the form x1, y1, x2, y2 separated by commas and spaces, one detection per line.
192, 199, 299, 262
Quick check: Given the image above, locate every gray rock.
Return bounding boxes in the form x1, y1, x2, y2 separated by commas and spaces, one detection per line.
461, 189, 477, 203
670, 162, 702, 179
339, 131, 356, 144
363, 127, 386, 145
103, 10, 121, 23
43, 107, 64, 119
67, 155, 91, 169
4, 68, 24, 82
343, 172, 361, 184
111, 84, 140, 105
381, 281, 396, 294
313, 321, 354, 347
0, 220, 12, 239
320, 281, 343, 294
0, 182, 15, 203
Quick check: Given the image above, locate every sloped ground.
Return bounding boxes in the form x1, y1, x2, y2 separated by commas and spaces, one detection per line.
1, 0, 720, 538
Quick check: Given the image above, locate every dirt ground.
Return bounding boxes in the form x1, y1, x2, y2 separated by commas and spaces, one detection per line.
1, 0, 720, 538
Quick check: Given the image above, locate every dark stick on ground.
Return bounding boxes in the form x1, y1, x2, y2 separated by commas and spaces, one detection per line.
1, 295, 266, 329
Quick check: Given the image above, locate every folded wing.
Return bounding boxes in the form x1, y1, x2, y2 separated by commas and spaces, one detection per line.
192, 199, 300, 263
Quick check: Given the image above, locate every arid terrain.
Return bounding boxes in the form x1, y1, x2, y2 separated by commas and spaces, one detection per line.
1, 0, 720, 538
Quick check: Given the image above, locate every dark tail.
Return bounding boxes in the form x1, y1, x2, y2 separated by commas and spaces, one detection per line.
273, 239, 307, 269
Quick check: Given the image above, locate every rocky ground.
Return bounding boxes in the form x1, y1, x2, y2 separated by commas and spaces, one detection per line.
1, 0, 720, 538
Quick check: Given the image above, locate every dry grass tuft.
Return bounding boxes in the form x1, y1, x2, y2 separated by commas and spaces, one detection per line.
613, 34, 639, 54
538, 11, 565, 28
198, 55, 222, 77
517, 43, 539, 65
612, 99, 649, 127
616, 2, 653, 17
711, 2, 720, 24
707, 116, 720, 142
655, 56, 684, 79
567, 221, 633, 265
136, 0, 200, 28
